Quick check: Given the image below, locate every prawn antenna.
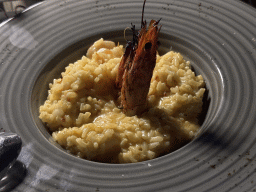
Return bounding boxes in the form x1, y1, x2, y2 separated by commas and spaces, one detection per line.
141, 0, 147, 28
155, 18, 162, 26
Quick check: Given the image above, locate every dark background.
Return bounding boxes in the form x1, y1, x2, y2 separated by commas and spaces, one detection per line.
241, 0, 256, 7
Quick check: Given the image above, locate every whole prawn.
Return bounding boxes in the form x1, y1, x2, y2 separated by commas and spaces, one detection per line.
116, 0, 161, 116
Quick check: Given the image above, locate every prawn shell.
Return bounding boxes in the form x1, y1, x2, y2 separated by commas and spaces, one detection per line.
121, 20, 160, 116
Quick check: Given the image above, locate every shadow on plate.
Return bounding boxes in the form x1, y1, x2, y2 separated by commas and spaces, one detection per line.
198, 87, 210, 126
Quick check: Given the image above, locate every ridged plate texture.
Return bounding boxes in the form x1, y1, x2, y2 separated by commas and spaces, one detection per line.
0, 0, 256, 191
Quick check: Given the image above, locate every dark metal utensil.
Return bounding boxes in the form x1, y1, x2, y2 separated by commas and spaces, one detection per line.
0, 132, 22, 180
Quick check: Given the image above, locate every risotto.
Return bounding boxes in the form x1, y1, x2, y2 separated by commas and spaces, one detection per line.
39, 38, 205, 163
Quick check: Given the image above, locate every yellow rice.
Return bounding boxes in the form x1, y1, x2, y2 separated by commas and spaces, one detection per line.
39, 38, 205, 163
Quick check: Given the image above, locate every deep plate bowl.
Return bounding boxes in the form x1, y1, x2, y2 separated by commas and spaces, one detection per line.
0, 0, 256, 191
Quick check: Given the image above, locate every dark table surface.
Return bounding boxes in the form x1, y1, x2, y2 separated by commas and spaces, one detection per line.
0, 0, 43, 22
241, 0, 256, 7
